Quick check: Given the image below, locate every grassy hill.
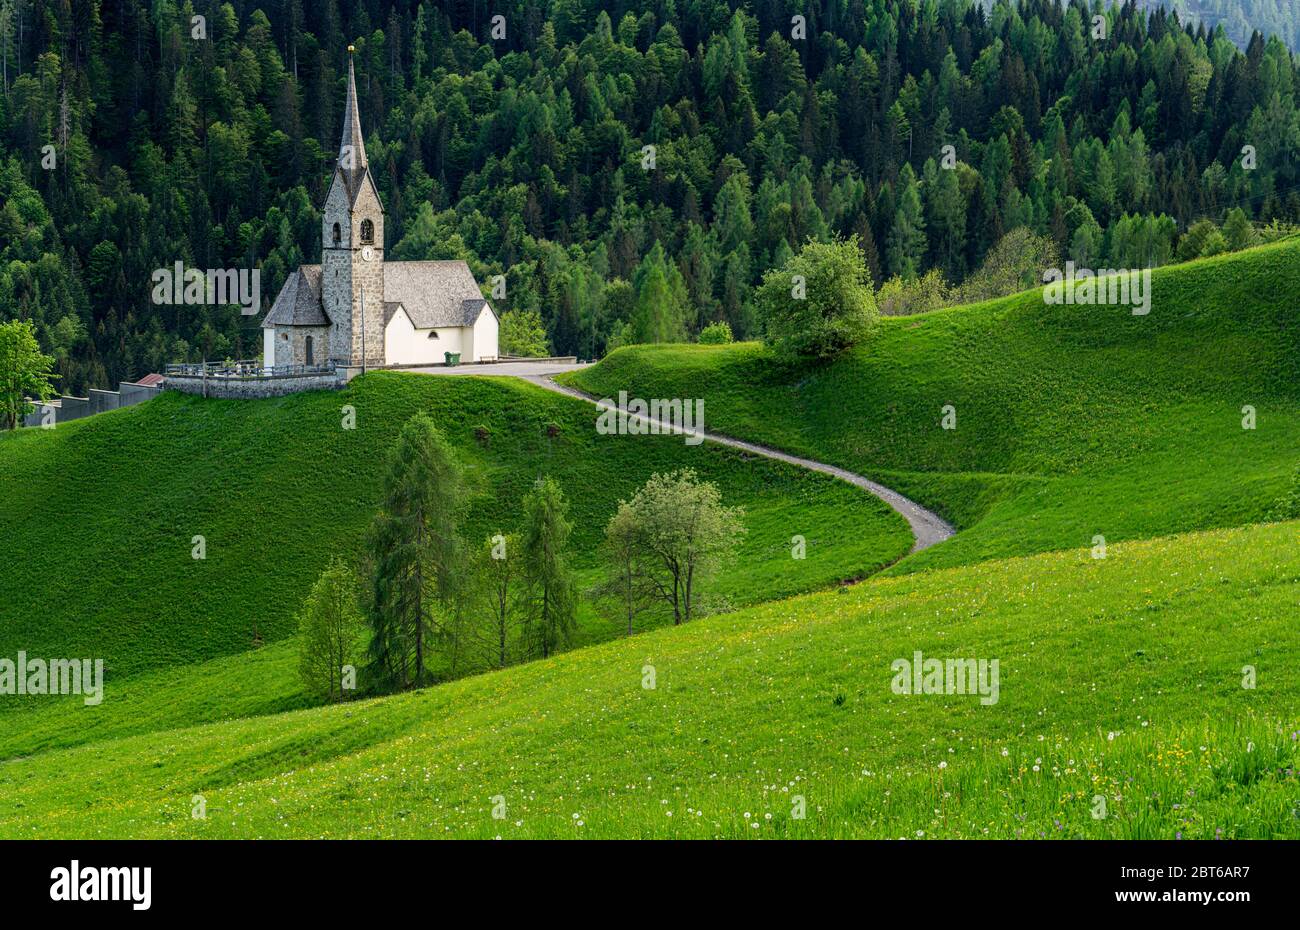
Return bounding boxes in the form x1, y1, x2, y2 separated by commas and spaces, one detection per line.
0, 371, 909, 751
563, 240, 1300, 572
1, 240, 1296, 838
0, 519, 1295, 838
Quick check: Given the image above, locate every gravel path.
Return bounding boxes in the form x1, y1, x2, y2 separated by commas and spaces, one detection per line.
518, 374, 956, 554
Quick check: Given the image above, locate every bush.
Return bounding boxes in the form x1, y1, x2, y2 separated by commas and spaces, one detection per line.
698, 321, 733, 344
1266, 464, 1300, 521
754, 237, 878, 361
1177, 220, 1224, 262
876, 269, 952, 316
956, 228, 1059, 304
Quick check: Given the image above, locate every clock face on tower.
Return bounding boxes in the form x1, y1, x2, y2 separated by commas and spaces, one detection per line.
361, 245, 375, 262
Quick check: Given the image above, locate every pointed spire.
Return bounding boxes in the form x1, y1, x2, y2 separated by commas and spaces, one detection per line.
338, 46, 368, 197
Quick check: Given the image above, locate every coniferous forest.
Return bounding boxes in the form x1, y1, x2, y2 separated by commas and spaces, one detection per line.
3, 0, 1300, 392
1138, 0, 1300, 52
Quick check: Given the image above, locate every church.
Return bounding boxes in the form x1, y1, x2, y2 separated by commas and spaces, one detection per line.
263, 51, 498, 370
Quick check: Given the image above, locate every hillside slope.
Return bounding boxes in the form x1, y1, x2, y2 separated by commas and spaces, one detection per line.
564, 240, 1300, 571
0, 372, 909, 735
0, 519, 1295, 838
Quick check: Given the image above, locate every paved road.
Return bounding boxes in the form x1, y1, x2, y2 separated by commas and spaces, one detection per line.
403, 360, 592, 378
516, 373, 956, 554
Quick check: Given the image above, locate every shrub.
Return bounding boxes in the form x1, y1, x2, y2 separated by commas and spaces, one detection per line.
876, 269, 952, 316
698, 321, 733, 344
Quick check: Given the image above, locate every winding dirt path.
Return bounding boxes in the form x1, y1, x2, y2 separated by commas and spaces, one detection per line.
518, 374, 956, 554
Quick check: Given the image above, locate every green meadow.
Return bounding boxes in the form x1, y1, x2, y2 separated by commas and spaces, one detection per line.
0, 521, 1295, 838
0, 241, 1295, 837
563, 238, 1300, 573
0, 371, 907, 753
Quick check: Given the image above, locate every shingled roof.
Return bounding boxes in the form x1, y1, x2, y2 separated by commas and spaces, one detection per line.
265, 261, 492, 331
382, 261, 493, 328
263, 266, 329, 327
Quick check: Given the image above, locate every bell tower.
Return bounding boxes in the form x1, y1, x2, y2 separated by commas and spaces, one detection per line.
321, 46, 386, 367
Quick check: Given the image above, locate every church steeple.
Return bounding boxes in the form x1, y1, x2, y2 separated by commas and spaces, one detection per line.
338, 46, 369, 199
320, 44, 385, 369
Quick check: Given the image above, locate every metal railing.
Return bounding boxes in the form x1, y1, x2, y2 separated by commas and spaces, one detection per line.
165, 360, 337, 379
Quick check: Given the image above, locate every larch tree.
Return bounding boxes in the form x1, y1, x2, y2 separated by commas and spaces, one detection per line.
297, 556, 366, 702
521, 476, 577, 659
366, 413, 466, 690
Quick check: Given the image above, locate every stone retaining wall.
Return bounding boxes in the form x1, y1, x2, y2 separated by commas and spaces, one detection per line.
165, 372, 342, 398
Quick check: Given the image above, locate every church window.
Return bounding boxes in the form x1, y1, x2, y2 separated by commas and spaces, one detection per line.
305, 335, 314, 365
360, 219, 374, 244
332, 222, 341, 245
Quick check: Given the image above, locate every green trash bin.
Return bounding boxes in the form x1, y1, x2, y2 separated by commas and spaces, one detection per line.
444, 351, 461, 366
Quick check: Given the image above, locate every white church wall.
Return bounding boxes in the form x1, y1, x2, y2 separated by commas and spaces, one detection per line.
384, 308, 463, 365
263, 328, 276, 366
469, 310, 499, 361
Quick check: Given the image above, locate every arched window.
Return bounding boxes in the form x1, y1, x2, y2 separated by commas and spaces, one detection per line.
360, 219, 374, 244
305, 335, 314, 366
332, 222, 341, 246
